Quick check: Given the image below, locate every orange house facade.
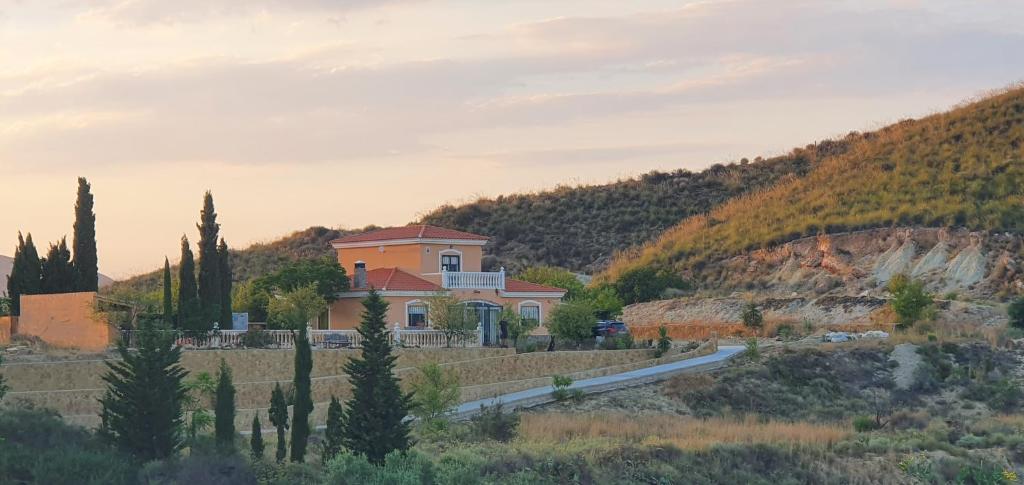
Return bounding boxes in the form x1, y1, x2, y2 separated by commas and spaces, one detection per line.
326, 225, 566, 343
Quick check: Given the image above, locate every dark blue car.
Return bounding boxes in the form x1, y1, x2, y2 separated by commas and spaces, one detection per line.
592, 320, 629, 338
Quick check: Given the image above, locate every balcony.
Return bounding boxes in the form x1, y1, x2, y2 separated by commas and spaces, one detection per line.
442, 268, 505, 290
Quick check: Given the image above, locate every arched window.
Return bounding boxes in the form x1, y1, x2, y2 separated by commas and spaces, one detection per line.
439, 249, 462, 272
518, 300, 542, 326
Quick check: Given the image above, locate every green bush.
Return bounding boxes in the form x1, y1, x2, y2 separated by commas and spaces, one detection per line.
852, 416, 881, 432
323, 450, 433, 485
547, 300, 596, 347
744, 337, 760, 362
888, 274, 934, 329
551, 375, 582, 402
655, 324, 671, 357
469, 403, 518, 442
240, 328, 275, 348
1008, 297, 1024, 329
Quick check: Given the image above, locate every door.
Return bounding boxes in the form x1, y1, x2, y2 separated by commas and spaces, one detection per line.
464, 301, 501, 346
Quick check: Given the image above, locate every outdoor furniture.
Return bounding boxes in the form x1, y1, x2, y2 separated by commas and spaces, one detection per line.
323, 333, 352, 349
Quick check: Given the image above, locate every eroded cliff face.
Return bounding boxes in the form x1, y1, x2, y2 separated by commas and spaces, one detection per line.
702, 227, 1022, 299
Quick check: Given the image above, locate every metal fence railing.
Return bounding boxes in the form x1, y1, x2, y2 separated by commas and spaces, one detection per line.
118, 327, 477, 350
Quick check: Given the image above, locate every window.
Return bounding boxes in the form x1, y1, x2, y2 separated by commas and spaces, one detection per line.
316, 309, 330, 330
520, 304, 540, 325
441, 254, 461, 272
408, 303, 428, 327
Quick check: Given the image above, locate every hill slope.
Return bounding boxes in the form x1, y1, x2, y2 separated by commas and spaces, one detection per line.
421, 140, 856, 273
602, 86, 1024, 292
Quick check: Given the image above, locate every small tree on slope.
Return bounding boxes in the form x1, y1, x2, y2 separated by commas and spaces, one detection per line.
250, 414, 265, 460
269, 383, 289, 463
323, 396, 345, 462
342, 289, 413, 464
99, 320, 188, 460
214, 358, 236, 453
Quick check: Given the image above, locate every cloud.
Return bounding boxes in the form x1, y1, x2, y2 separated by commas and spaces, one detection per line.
74, 0, 417, 25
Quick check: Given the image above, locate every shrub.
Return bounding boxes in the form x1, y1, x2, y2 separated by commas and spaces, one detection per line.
551, 375, 582, 402
853, 416, 881, 432
410, 362, 461, 435
655, 325, 672, 358
240, 328, 275, 348
888, 274, 934, 329
741, 303, 763, 333
744, 337, 760, 362
323, 450, 434, 485
469, 403, 519, 442
599, 334, 634, 350
547, 300, 596, 347
613, 266, 688, 305
1008, 297, 1024, 329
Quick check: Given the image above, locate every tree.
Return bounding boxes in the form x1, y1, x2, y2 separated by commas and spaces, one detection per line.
888, 274, 933, 329
342, 289, 413, 464
409, 362, 460, 434
233, 281, 270, 322
547, 300, 596, 347
267, 284, 327, 330
741, 302, 764, 334
1007, 297, 1024, 329
268, 383, 289, 463
41, 237, 75, 293
582, 285, 624, 320
7, 232, 41, 315
259, 257, 350, 302
214, 358, 236, 454
218, 238, 233, 328
72, 177, 98, 292
163, 257, 174, 325
323, 396, 345, 461
99, 320, 188, 460
182, 371, 216, 444
613, 266, 687, 305
500, 307, 538, 349
518, 266, 584, 300
655, 324, 671, 358
290, 326, 313, 462
177, 236, 202, 331
197, 191, 223, 329
426, 291, 476, 347
250, 414, 265, 460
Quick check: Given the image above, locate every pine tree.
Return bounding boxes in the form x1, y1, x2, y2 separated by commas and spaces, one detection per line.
72, 177, 98, 292
250, 414, 265, 460
323, 396, 344, 462
8, 233, 42, 315
218, 238, 233, 329
290, 326, 313, 462
99, 320, 188, 460
341, 289, 412, 464
163, 257, 174, 326
197, 191, 222, 330
214, 358, 236, 453
268, 383, 289, 463
177, 236, 202, 331
41, 237, 75, 294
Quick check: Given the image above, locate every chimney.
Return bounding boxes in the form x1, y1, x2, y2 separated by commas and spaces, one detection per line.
354, 261, 367, 289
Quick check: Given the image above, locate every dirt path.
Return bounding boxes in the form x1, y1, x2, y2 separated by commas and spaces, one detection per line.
890, 343, 921, 389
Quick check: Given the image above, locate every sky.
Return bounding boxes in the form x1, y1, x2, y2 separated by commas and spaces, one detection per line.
0, 0, 1022, 279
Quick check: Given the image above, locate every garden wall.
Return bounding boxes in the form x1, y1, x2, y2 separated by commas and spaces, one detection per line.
0, 316, 12, 345
16, 292, 115, 351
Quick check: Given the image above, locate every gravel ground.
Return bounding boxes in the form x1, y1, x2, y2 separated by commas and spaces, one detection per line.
889, 343, 922, 390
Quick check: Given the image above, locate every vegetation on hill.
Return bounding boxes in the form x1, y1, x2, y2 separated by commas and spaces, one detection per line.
421, 144, 854, 273
603, 86, 1024, 289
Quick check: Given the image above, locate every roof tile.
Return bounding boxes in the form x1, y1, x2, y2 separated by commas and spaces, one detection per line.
332, 225, 488, 244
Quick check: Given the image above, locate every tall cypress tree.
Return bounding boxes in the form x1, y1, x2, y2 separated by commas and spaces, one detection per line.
217, 238, 233, 328
41, 237, 75, 294
8, 233, 42, 315
323, 396, 344, 462
341, 289, 412, 464
177, 236, 201, 331
214, 358, 236, 454
196, 191, 222, 330
7, 233, 26, 315
290, 326, 313, 462
72, 177, 98, 292
99, 320, 188, 460
163, 258, 174, 326
269, 383, 289, 463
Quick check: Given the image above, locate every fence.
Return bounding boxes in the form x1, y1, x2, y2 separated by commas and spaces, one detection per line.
118, 327, 475, 350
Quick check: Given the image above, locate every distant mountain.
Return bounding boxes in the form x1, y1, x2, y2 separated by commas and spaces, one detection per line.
601, 86, 1024, 294
0, 254, 113, 293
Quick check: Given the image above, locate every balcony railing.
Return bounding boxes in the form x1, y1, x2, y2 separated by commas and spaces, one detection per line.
442, 268, 505, 290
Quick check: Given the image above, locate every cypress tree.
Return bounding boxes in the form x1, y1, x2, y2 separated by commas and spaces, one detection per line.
268, 383, 289, 463
163, 258, 174, 326
7, 233, 25, 315
290, 326, 313, 462
72, 177, 98, 292
341, 289, 412, 464
99, 320, 188, 460
197, 191, 222, 330
250, 414, 265, 460
218, 238, 233, 328
41, 237, 75, 294
214, 358, 236, 453
323, 396, 344, 462
177, 236, 202, 331
8, 233, 43, 315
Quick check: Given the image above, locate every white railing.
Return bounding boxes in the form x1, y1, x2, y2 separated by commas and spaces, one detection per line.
119, 327, 474, 349
442, 268, 505, 290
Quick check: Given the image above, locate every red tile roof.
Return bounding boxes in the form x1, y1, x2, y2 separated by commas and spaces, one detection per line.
356, 268, 442, 291
504, 278, 566, 293
332, 225, 488, 244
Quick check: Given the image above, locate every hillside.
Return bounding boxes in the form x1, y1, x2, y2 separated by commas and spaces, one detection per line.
421, 141, 854, 272
603, 86, 1024, 294
107, 226, 366, 295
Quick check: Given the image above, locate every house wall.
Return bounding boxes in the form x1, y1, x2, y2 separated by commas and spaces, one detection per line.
328, 291, 560, 333
16, 292, 115, 351
0, 316, 12, 345
336, 242, 484, 275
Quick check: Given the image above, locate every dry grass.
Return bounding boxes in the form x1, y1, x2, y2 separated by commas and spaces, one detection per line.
519, 413, 849, 451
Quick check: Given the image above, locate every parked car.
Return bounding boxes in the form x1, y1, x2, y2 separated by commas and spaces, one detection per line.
592, 320, 629, 338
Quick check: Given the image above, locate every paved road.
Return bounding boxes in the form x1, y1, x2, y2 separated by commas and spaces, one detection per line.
454, 345, 745, 418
